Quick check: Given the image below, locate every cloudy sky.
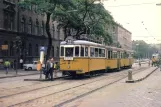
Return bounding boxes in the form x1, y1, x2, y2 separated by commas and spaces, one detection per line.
103, 0, 161, 44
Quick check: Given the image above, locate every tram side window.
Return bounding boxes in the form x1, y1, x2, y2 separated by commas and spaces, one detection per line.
118, 52, 120, 58
75, 46, 79, 57
108, 51, 111, 59
102, 49, 105, 57
81, 46, 84, 57
65, 47, 73, 57
85, 47, 88, 57
127, 54, 129, 58
60, 47, 64, 56
99, 49, 102, 57
112, 53, 115, 59
95, 48, 98, 57
121, 53, 123, 58
90, 47, 94, 57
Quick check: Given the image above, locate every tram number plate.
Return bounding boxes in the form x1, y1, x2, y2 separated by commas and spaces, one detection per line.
64, 57, 73, 61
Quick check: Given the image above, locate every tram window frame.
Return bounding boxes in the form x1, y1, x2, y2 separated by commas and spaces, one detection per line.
127, 53, 129, 58
102, 49, 105, 57
85, 47, 88, 57
90, 47, 95, 57
121, 53, 123, 58
112, 52, 114, 59
65, 47, 74, 57
81, 46, 85, 57
95, 48, 99, 57
115, 53, 117, 58
75, 46, 80, 57
118, 52, 120, 58
108, 51, 111, 59
60, 46, 64, 57
106, 50, 108, 59
99, 49, 102, 57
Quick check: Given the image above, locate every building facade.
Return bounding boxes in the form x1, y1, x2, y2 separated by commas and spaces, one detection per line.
0, 0, 64, 64
112, 23, 132, 50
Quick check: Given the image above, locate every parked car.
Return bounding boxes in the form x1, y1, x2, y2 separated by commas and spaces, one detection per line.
23, 61, 45, 71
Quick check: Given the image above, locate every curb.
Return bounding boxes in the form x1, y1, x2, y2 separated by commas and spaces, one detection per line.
24, 76, 65, 81
126, 67, 158, 83
0, 73, 39, 79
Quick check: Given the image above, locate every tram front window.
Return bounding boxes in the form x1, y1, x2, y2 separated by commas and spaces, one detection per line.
65, 47, 74, 57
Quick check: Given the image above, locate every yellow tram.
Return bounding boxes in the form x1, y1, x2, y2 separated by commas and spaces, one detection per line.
60, 38, 134, 77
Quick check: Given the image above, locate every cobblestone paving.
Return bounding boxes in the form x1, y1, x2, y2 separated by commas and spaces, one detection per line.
64, 69, 161, 107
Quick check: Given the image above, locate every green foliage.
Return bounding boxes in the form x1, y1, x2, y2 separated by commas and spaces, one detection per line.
132, 40, 158, 58
53, 0, 115, 44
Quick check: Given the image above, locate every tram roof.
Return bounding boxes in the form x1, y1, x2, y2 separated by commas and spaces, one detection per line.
61, 40, 103, 46
61, 40, 133, 53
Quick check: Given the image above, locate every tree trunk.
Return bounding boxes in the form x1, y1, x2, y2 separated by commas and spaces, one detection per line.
46, 13, 52, 61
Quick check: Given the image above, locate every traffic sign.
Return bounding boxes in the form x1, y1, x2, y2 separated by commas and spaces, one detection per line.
1, 45, 8, 50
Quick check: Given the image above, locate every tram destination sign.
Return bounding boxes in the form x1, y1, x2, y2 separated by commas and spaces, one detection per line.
65, 36, 74, 44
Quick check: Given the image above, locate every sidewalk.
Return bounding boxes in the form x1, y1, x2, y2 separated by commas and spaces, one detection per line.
0, 69, 40, 79
126, 66, 158, 83
0, 69, 63, 79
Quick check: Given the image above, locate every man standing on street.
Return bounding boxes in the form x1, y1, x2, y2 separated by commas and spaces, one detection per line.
19, 59, 23, 69
4, 59, 10, 74
46, 57, 54, 81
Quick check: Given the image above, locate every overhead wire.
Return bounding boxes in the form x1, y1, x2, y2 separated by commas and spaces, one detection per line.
106, 2, 156, 7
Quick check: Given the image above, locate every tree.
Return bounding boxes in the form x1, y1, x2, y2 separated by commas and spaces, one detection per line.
53, 0, 115, 44
19, 0, 75, 60
132, 40, 158, 59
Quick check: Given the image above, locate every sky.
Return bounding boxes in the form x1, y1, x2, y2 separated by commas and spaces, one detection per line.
102, 0, 161, 44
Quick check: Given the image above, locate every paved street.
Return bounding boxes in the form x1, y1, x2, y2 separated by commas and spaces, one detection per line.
0, 63, 158, 107
64, 68, 161, 107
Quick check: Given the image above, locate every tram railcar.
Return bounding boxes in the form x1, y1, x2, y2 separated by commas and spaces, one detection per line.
60, 38, 134, 77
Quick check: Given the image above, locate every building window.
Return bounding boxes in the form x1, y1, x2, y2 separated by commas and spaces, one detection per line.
35, 44, 38, 56
21, 16, 25, 32
52, 24, 55, 38
28, 17, 32, 34
3, 12, 14, 30
52, 46, 54, 57
28, 44, 32, 56
42, 21, 45, 35
10, 41, 14, 56
35, 19, 39, 35
56, 47, 59, 57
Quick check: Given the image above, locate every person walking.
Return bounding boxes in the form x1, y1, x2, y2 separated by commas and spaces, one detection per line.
19, 59, 23, 69
13, 60, 17, 70
46, 58, 54, 81
4, 59, 10, 74
53, 62, 57, 78
36, 60, 42, 79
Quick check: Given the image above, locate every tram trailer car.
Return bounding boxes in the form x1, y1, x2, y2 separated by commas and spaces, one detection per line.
60, 39, 134, 77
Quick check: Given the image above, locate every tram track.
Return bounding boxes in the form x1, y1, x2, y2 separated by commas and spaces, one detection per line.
1, 67, 149, 107
0, 67, 146, 99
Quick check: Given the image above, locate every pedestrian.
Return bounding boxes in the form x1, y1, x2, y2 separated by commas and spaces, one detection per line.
13, 59, 17, 70
19, 59, 23, 69
37, 60, 42, 79
53, 62, 57, 78
4, 59, 10, 74
45, 57, 54, 81
36, 60, 42, 71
